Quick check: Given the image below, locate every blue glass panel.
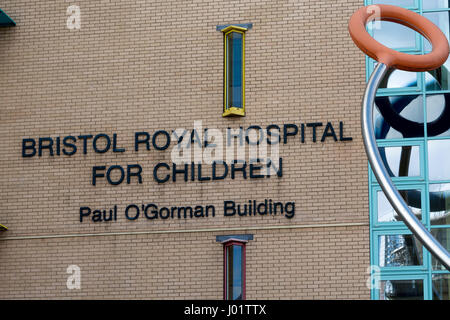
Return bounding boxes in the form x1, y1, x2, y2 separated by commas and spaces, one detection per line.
380, 279, 424, 300
431, 228, 450, 270
428, 140, 450, 180
426, 94, 450, 137
423, 12, 450, 55
423, 12, 450, 91
372, 21, 417, 50
226, 244, 243, 300
374, 95, 424, 139
232, 245, 243, 299
432, 274, 450, 300
227, 32, 243, 109
379, 234, 423, 267
377, 68, 418, 90
429, 184, 450, 225
377, 189, 422, 223
378, 145, 421, 178
372, 0, 415, 6
423, 0, 450, 10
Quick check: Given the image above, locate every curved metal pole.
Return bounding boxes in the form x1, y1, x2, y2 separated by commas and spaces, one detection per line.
362, 62, 450, 271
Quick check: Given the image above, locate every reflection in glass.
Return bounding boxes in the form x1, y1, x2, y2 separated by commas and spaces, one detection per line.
431, 228, 450, 270
424, 12, 450, 53
372, 0, 416, 7
424, 69, 450, 91
378, 69, 418, 90
424, 1, 450, 12
226, 244, 243, 300
374, 95, 424, 139
424, 12, 450, 92
377, 189, 422, 223
374, 108, 403, 139
379, 234, 423, 267
380, 279, 424, 300
371, 21, 417, 50
432, 274, 450, 300
379, 145, 420, 178
429, 184, 450, 225
426, 94, 450, 137
428, 140, 450, 180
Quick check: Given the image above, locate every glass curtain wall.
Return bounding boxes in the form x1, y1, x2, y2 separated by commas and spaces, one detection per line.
366, 0, 450, 300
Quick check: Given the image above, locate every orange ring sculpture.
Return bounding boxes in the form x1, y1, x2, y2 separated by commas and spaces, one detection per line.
348, 4, 449, 72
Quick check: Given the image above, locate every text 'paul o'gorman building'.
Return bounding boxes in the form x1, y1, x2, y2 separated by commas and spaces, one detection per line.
0, 0, 449, 300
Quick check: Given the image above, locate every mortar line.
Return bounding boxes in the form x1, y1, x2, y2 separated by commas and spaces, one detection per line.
0, 222, 369, 241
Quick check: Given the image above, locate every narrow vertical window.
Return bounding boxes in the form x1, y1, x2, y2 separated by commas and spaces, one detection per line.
222, 25, 247, 117
223, 240, 246, 300
0, 9, 16, 27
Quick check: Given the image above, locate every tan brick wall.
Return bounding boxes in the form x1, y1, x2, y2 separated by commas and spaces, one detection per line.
0, 0, 370, 299
0, 227, 369, 299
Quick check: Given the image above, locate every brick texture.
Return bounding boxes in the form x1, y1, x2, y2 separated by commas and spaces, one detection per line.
0, 0, 370, 299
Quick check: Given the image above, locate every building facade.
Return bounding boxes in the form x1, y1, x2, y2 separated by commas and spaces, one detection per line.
0, 0, 448, 300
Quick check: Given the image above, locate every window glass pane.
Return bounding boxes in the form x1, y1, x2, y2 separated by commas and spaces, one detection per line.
424, 12, 450, 54
372, 0, 416, 7
227, 32, 243, 109
423, 0, 450, 10
226, 244, 243, 300
371, 21, 417, 50
378, 69, 418, 90
371, 60, 419, 91
432, 274, 450, 300
431, 228, 450, 270
426, 94, 450, 137
377, 189, 422, 223
379, 234, 423, 267
374, 95, 424, 139
423, 12, 450, 92
429, 184, 450, 225
379, 279, 424, 300
378, 145, 421, 178
428, 140, 450, 180
425, 69, 450, 91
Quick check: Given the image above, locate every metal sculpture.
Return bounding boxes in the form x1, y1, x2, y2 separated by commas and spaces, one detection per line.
349, 4, 450, 270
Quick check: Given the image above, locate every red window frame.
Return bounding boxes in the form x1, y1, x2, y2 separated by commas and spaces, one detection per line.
223, 240, 246, 300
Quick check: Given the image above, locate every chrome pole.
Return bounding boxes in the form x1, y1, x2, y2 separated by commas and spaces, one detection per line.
362, 62, 450, 271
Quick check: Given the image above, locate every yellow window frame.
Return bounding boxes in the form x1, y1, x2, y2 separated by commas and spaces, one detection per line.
222, 25, 247, 117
